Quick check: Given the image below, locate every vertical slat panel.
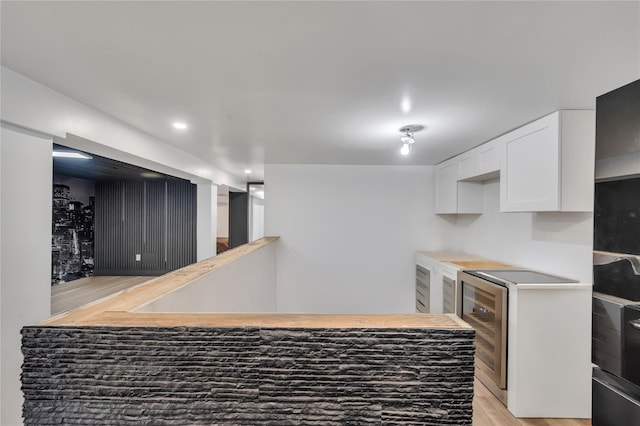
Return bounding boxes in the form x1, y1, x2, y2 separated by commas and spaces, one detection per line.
146, 181, 164, 273
94, 179, 196, 275
166, 180, 197, 271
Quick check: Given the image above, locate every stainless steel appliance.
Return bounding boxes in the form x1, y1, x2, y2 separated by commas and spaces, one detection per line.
592, 293, 640, 381
458, 270, 508, 403
624, 304, 640, 387
593, 368, 640, 426
593, 78, 640, 426
458, 269, 577, 405
441, 260, 514, 316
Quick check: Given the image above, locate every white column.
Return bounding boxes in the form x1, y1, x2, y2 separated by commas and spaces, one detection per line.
1, 126, 52, 426
196, 183, 217, 261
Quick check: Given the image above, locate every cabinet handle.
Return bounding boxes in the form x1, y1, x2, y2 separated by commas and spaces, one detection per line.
629, 319, 640, 330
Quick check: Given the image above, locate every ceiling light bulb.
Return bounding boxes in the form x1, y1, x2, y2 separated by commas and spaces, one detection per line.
401, 97, 411, 114
173, 122, 187, 129
244, 169, 252, 174
398, 124, 423, 157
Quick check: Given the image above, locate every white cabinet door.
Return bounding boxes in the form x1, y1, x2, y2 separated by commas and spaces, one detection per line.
459, 140, 502, 182
458, 151, 477, 181
476, 138, 502, 178
500, 113, 560, 212
435, 160, 458, 214
435, 159, 483, 214
500, 110, 594, 212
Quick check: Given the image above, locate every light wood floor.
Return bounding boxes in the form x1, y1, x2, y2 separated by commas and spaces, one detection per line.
473, 378, 591, 425
51, 276, 152, 315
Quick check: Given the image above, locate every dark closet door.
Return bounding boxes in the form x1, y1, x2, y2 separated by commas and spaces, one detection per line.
228, 191, 248, 249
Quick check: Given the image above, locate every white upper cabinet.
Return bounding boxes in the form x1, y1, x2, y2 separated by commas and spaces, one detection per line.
434, 109, 594, 215
475, 139, 502, 179
435, 157, 483, 214
457, 151, 477, 181
435, 159, 458, 214
499, 110, 594, 212
458, 139, 503, 182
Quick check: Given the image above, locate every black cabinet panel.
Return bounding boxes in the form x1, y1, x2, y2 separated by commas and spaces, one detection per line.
593, 368, 640, 426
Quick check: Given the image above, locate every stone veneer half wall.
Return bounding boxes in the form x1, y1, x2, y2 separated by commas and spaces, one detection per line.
22, 325, 475, 425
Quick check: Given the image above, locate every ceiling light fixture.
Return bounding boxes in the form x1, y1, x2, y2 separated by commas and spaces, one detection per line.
172, 122, 188, 129
52, 151, 92, 160
244, 169, 252, 174
398, 124, 424, 156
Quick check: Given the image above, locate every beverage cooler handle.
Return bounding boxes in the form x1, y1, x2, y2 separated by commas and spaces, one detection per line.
629, 319, 640, 330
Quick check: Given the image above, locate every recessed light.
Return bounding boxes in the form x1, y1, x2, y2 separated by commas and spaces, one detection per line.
244, 169, 252, 174
173, 122, 188, 129
52, 151, 92, 159
141, 172, 162, 178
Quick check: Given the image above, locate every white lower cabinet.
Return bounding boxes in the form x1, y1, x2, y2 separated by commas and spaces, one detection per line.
507, 283, 592, 418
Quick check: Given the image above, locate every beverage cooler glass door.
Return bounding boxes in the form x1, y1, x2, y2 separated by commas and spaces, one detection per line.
442, 274, 456, 314
416, 265, 430, 313
460, 274, 508, 389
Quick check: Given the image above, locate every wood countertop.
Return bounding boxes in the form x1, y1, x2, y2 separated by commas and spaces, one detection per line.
55, 312, 471, 329
44, 237, 280, 327
43, 237, 469, 330
417, 251, 517, 269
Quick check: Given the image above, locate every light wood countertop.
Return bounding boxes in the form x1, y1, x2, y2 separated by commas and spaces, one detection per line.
64, 312, 471, 329
417, 251, 517, 269
44, 237, 280, 327
43, 237, 469, 330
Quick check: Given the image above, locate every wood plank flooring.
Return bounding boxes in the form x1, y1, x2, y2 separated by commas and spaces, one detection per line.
51, 276, 152, 315
473, 378, 591, 425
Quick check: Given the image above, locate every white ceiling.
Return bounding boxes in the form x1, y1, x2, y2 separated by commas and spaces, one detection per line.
1, 1, 639, 182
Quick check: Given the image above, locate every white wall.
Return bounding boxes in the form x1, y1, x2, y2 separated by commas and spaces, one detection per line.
1, 127, 52, 426
196, 183, 217, 261
217, 194, 229, 238
136, 242, 276, 313
265, 164, 448, 313
451, 179, 593, 283
250, 196, 264, 242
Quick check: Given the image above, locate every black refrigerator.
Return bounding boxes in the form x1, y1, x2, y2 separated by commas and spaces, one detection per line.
592, 78, 640, 426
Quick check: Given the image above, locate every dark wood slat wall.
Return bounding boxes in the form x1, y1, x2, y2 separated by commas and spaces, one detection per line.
166, 181, 197, 268
94, 180, 196, 276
